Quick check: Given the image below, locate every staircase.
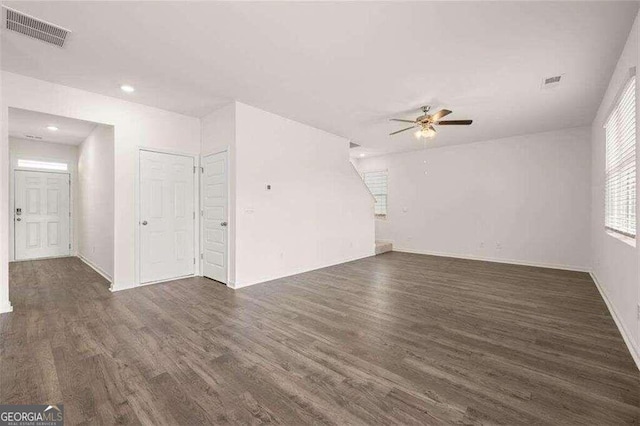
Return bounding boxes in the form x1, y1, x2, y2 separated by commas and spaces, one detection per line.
375, 240, 393, 255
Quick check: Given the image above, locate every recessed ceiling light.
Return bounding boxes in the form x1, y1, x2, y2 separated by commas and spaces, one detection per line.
359, 153, 365, 157
120, 84, 135, 93
46, 126, 59, 131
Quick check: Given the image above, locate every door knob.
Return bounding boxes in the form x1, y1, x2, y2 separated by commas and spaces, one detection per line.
220, 221, 228, 227
16, 218, 21, 222
141, 220, 148, 226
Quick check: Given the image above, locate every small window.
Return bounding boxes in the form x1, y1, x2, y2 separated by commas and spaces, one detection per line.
363, 170, 388, 217
605, 76, 636, 239
17, 159, 68, 171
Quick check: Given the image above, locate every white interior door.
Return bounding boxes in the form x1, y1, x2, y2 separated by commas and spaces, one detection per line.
15, 170, 70, 260
140, 150, 195, 284
202, 151, 228, 284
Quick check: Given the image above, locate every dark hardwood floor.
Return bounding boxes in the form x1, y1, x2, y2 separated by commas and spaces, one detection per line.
2, 253, 639, 424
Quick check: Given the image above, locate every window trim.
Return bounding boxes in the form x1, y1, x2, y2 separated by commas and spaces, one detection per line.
606, 229, 636, 248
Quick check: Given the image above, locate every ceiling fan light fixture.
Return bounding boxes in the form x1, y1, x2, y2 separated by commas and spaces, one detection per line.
421, 128, 436, 139
391, 106, 471, 138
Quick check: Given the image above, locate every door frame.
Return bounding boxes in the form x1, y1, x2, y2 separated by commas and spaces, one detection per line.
200, 148, 231, 285
12, 169, 72, 261
134, 147, 201, 288
9, 151, 77, 262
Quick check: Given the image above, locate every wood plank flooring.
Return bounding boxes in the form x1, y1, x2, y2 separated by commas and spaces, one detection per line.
1, 253, 639, 424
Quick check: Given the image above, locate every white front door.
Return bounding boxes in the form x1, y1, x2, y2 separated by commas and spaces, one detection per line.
140, 150, 195, 284
15, 170, 70, 260
202, 151, 228, 284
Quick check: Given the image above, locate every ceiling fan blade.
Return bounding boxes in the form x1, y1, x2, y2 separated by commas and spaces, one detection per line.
430, 109, 452, 122
437, 120, 473, 125
389, 125, 416, 135
428, 125, 437, 133
389, 118, 416, 123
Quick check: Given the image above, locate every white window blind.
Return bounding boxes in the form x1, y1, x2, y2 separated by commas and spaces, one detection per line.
363, 170, 388, 216
605, 76, 636, 238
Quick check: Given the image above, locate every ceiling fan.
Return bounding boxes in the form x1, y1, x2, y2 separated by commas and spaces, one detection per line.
389, 106, 472, 139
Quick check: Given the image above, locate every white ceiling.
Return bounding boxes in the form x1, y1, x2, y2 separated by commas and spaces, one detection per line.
1, 2, 638, 156
8, 108, 98, 145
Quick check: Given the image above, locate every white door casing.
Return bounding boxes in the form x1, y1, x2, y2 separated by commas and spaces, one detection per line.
202, 151, 228, 284
140, 150, 195, 284
14, 170, 70, 260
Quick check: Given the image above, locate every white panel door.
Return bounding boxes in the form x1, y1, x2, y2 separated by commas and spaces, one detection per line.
202, 151, 228, 283
15, 170, 70, 260
140, 151, 195, 283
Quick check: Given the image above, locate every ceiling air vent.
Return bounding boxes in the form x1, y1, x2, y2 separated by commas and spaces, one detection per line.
349, 142, 361, 149
24, 135, 43, 140
541, 74, 563, 89
3, 6, 71, 48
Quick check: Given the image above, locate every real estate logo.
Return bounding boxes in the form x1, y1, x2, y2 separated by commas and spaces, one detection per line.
0, 405, 63, 426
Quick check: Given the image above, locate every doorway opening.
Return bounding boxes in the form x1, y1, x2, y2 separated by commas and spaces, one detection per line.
8, 108, 115, 283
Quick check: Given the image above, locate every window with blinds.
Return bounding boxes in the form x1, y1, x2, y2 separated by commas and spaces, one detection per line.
605, 76, 636, 239
363, 170, 388, 217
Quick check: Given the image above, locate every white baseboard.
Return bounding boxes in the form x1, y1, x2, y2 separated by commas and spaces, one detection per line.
0, 303, 13, 314
393, 247, 590, 273
78, 254, 112, 283
110, 274, 196, 293
10, 254, 74, 263
233, 251, 375, 289
110, 282, 137, 292
589, 272, 640, 372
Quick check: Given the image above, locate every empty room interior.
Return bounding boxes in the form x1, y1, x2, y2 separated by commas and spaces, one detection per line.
2, 1, 640, 424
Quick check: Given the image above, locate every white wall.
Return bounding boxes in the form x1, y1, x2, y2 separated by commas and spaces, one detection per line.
233, 102, 375, 287
356, 126, 592, 271
0, 49, 8, 312
201, 103, 236, 283
77, 125, 114, 280
8, 137, 78, 261
590, 13, 640, 365
1, 72, 201, 299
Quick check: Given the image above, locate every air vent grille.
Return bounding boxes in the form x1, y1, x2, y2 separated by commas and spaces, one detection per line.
544, 76, 562, 85
541, 74, 564, 89
3, 6, 70, 47
24, 135, 43, 140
